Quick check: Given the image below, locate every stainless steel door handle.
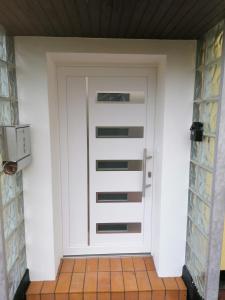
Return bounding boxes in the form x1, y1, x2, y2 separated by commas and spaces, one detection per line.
142, 148, 152, 197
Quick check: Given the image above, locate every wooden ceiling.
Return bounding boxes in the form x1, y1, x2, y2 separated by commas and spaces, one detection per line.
0, 0, 225, 39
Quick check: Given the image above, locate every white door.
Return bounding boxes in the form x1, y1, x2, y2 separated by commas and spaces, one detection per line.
58, 66, 155, 255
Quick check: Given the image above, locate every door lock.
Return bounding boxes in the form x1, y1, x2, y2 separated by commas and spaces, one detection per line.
148, 171, 152, 178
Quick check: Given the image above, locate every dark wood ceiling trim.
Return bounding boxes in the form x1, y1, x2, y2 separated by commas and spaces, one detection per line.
76, 0, 91, 37
88, 0, 100, 37
186, 2, 225, 37
132, 0, 158, 38
125, 0, 148, 38
125, 0, 141, 37
159, 0, 193, 38
29, 0, 57, 35
0, 0, 28, 35
50, 0, 72, 36
163, 0, 199, 38
0, 0, 224, 39
172, 0, 222, 38
143, 0, 174, 38
63, 0, 82, 36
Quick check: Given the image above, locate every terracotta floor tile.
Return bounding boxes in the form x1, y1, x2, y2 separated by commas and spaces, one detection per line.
123, 271, 138, 300
135, 271, 152, 300
111, 271, 124, 300
73, 258, 86, 273
176, 277, 187, 300
163, 277, 179, 300
121, 257, 134, 271
98, 258, 110, 271
27, 256, 187, 300
27, 282, 44, 300
61, 259, 75, 273
132, 257, 146, 271
148, 271, 165, 300
143, 256, 155, 271
98, 272, 110, 300
41, 281, 56, 300
110, 258, 122, 272
86, 258, 98, 272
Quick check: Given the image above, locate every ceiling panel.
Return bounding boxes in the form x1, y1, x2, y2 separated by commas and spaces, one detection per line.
0, 0, 224, 38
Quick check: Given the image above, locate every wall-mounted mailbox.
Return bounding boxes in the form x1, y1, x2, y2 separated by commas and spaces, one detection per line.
1, 125, 31, 175
190, 122, 204, 142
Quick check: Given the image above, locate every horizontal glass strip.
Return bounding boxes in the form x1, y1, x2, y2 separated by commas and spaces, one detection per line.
96, 160, 142, 171
97, 92, 145, 103
96, 192, 142, 203
97, 92, 129, 102
96, 127, 144, 138
96, 222, 141, 233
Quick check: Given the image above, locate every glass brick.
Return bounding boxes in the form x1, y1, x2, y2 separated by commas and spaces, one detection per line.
3, 201, 17, 239
187, 218, 208, 267
8, 67, 17, 99
5, 232, 20, 272
196, 39, 205, 68
0, 25, 6, 61
190, 162, 197, 190
11, 101, 19, 125
191, 141, 199, 161
0, 63, 9, 97
1, 174, 16, 206
205, 21, 224, 64
197, 168, 213, 201
16, 172, 23, 194
193, 102, 200, 121
0, 100, 11, 125
186, 245, 206, 298
201, 101, 218, 134
194, 70, 203, 99
204, 62, 221, 98
6, 36, 15, 64
200, 137, 215, 169
188, 191, 210, 236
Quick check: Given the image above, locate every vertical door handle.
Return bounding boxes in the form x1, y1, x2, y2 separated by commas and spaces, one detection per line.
142, 148, 152, 197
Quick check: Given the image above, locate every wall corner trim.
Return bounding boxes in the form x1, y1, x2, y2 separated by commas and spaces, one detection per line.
13, 269, 30, 300
182, 266, 204, 300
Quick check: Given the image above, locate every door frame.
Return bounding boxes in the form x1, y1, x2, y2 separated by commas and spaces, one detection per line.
47, 53, 165, 261
57, 66, 156, 255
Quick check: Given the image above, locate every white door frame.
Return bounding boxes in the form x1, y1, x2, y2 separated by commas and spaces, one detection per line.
47, 53, 166, 263
57, 66, 156, 255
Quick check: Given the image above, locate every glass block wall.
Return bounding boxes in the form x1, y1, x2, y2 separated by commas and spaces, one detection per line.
0, 26, 27, 299
186, 21, 224, 298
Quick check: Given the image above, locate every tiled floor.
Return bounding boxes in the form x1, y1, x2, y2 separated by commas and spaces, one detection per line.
26, 255, 187, 300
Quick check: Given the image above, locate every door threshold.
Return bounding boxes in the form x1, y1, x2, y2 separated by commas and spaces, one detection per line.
63, 252, 151, 258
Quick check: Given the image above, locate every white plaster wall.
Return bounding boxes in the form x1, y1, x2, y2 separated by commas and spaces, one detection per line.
15, 37, 196, 280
